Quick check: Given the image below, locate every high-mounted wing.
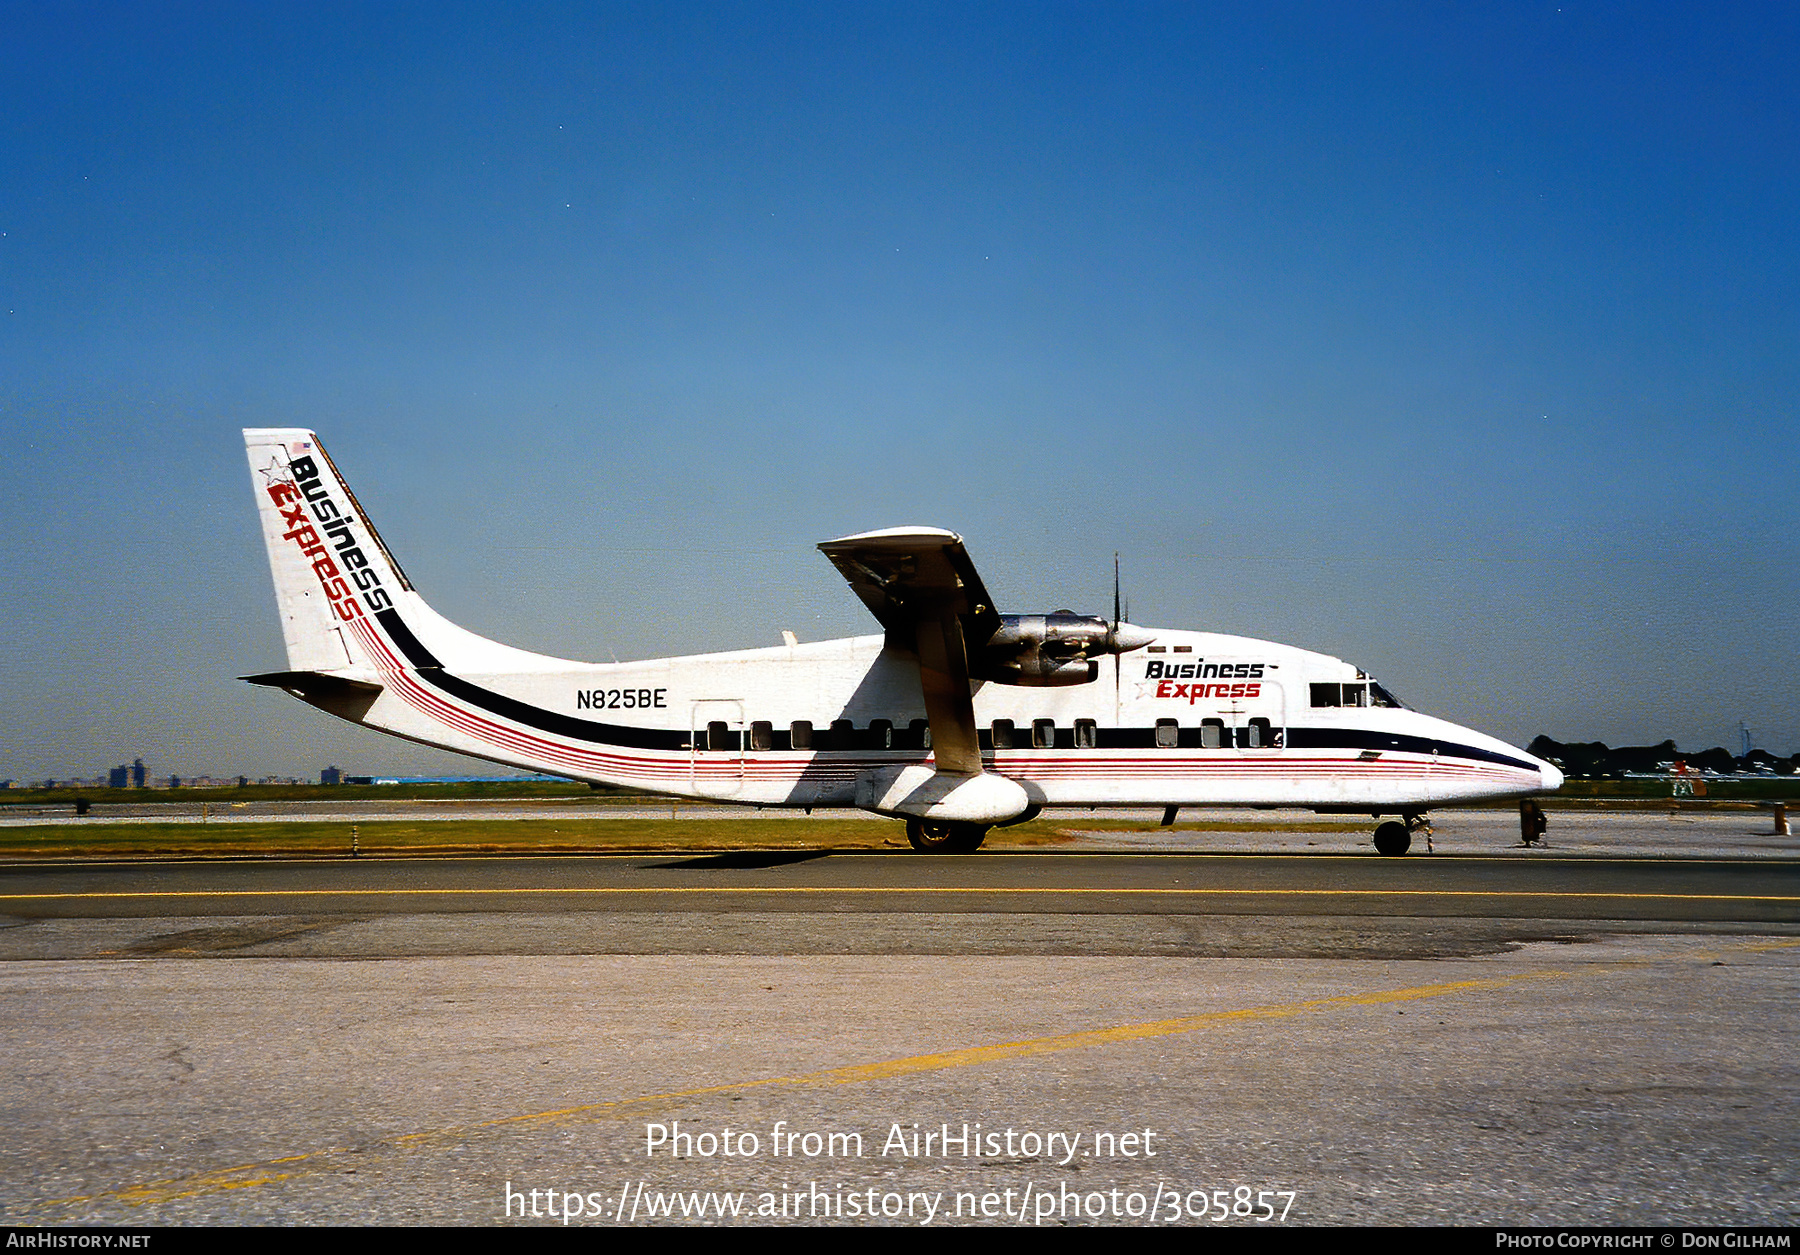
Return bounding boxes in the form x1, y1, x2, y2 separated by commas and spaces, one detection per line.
817, 527, 1000, 645
818, 527, 1000, 776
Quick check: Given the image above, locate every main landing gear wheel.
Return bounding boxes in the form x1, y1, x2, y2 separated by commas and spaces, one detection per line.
906, 818, 988, 853
1372, 820, 1411, 857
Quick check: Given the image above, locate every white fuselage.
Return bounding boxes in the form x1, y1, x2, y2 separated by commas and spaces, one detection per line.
349, 598, 1557, 811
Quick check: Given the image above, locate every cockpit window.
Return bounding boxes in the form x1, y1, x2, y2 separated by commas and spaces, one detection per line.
1312, 681, 1403, 709
1370, 682, 1406, 709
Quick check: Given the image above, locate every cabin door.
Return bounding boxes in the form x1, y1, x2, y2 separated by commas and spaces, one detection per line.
690, 699, 745, 798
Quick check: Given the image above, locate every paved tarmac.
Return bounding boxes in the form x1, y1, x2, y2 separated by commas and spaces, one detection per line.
6, 801, 1793, 858
2, 820, 1795, 1228
1073, 806, 1800, 860
1, 851, 1795, 927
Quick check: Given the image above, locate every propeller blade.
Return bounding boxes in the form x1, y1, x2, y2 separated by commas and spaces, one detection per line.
1113, 553, 1122, 710
1113, 553, 1121, 631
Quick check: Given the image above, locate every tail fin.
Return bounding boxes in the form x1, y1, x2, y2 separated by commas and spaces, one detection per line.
244, 428, 555, 677
244, 426, 438, 674
244, 429, 614, 777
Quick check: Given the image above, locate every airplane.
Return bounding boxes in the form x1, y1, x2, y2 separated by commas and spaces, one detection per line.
242, 428, 1563, 854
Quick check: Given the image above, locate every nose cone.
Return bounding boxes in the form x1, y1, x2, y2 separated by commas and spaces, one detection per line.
1107, 622, 1156, 654
1536, 758, 1565, 793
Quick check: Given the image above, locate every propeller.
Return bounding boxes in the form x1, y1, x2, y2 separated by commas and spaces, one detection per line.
1113, 553, 1123, 710
1107, 552, 1151, 711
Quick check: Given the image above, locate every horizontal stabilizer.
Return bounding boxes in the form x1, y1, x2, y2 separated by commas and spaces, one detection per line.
242, 670, 384, 722
242, 671, 384, 697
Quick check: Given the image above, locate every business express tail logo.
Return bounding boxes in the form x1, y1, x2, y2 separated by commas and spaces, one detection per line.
266, 453, 393, 622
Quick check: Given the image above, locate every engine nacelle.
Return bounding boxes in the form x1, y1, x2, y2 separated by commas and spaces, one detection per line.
975, 612, 1153, 686
988, 655, 1100, 686
986, 613, 1113, 654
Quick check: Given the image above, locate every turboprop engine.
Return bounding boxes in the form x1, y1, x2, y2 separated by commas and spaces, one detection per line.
976, 612, 1156, 686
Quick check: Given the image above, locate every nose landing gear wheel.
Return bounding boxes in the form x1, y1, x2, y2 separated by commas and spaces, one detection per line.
906, 818, 989, 852
1372, 820, 1411, 856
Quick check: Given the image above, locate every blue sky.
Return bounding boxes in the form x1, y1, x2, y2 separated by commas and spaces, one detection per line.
3, 2, 1795, 780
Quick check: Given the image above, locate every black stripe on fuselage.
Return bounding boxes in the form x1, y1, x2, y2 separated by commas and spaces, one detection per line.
375, 609, 688, 751
1283, 727, 1539, 773
371, 610, 1537, 770
376, 608, 440, 667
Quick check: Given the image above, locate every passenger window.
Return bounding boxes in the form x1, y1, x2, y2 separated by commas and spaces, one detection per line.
1155, 719, 1179, 749
830, 718, 854, 749
1245, 717, 1272, 749
1033, 718, 1055, 749
909, 718, 931, 750
1200, 719, 1224, 749
790, 720, 812, 750
870, 718, 893, 749
706, 721, 731, 751
749, 721, 772, 751
991, 719, 1014, 749
1074, 719, 1097, 749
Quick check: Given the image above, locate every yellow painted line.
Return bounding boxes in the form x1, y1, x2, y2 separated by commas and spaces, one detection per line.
30, 937, 1800, 1217
1, 886, 1795, 903
6, 850, 1796, 862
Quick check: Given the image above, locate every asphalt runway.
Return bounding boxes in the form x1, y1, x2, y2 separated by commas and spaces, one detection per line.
3, 842, 1796, 1227
2, 851, 1796, 928
6, 802, 1794, 859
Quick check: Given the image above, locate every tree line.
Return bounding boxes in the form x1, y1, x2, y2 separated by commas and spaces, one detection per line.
1526, 736, 1798, 779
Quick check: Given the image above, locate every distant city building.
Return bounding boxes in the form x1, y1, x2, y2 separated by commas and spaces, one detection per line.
108, 765, 129, 789
131, 759, 146, 789
320, 766, 343, 786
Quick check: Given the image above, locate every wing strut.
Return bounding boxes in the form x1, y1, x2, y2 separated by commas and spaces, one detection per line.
914, 605, 981, 776
819, 527, 1029, 824
818, 526, 997, 775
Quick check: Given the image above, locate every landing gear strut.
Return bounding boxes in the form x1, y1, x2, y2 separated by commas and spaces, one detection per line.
1372, 812, 1433, 857
905, 818, 988, 853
